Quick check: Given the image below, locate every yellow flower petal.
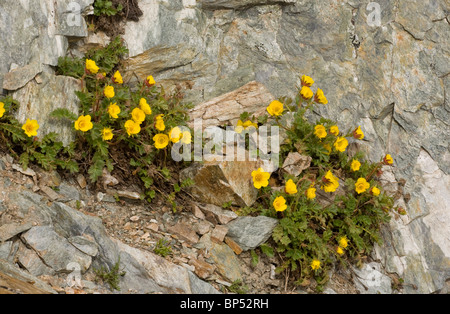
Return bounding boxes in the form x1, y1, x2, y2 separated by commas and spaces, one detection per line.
22, 119, 40, 137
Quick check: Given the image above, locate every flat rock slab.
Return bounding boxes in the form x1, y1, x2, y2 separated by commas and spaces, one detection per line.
21, 226, 92, 273
226, 216, 279, 251
352, 262, 393, 294
0, 259, 56, 294
198, 234, 242, 283
0, 222, 33, 242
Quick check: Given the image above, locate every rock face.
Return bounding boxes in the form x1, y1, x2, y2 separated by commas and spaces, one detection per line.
12, 73, 81, 145
0, 0, 94, 93
118, 0, 450, 294
2, 189, 219, 294
0, 0, 448, 294
0, 0, 91, 144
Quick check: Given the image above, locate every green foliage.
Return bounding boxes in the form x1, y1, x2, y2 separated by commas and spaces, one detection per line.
93, 0, 123, 17
53, 37, 193, 202
0, 97, 78, 173
153, 238, 172, 258
56, 36, 128, 79
94, 258, 126, 291
225, 280, 248, 294
246, 75, 395, 288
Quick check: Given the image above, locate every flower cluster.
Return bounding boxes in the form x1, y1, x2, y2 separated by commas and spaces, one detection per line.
73, 59, 192, 153
247, 75, 396, 286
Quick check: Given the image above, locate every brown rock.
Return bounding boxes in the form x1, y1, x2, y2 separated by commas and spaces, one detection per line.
224, 236, 243, 255
188, 81, 272, 129
39, 186, 61, 201
188, 258, 216, 280
281, 152, 312, 177
198, 204, 238, 225
211, 225, 229, 244
167, 223, 199, 244
180, 155, 266, 207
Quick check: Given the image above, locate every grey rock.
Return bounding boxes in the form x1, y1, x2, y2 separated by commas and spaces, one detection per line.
197, 204, 238, 225
16, 242, 55, 277
115, 239, 219, 294
352, 262, 392, 294
226, 216, 279, 251
0, 242, 14, 262
118, 0, 450, 294
13, 72, 81, 146
68, 236, 99, 257
0, 259, 57, 294
21, 226, 92, 273
2, 60, 42, 91
0, 222, 33, 242
198, 0, 296, 10
197, 233, 242, 282
57, 182, 81, 201
0, 0, 92, 93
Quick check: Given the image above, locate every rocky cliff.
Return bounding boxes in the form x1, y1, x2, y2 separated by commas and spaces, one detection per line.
0, 0, 449, 294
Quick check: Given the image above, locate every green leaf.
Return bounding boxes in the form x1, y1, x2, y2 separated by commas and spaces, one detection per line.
88, 158, 105, 182
260, 244, 274, 258
141, 176, 154, 189
250, 250, 259, 267
19, 152, 30, 170
50, 108, 78, 121
0, 122, 27, 142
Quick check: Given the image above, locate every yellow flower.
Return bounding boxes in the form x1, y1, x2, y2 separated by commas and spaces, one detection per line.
181, 130, 192, 144
0, 102, 5, 118
321, 170, 339, 193
351, 159, 361, 172
236, 120, 258, 133
131, 108, 146, 124
74, 115, 93, 132
124, 120, 141, 136
146, 75, 156, 86
336, 246, 344, 256
338, 236, 348, 249
355, 178, 370, 194
353, 126, 364, 140
104, 85, 115, 99
371, 186, 381, 197
301, 75, 314, 87
285, 179, 298, 195
243, 120, 258, 129
314, 125, 327, 139
85, 59, 99, 74
22, 119, 40, 137
153, 133, 169, 149
310, 259, 321, 271
139, 98, 152, 115
113, 71, 123, 84
384, 154, 394, 165
273, 196, 288, 212
329, 125, 339, 136
334, 137, 349, 152
169, 127, 182, 143
108, 103, 121, 119
155, 115, 165, 131
251, 168, 270, 189
314, 88, 328, 105
266, 100, 284, 116
300, 86, 313, 99
101, 128, 114, 141
306, 187, 316, 200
